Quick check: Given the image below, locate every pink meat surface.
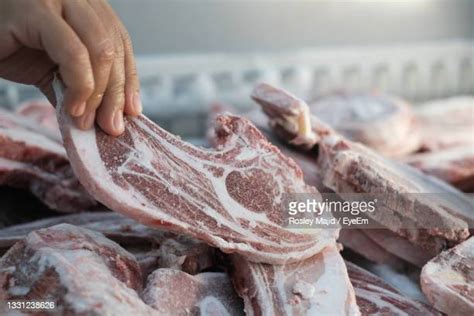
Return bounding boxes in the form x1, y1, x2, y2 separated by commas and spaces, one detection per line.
346, 261, 441, 315
15, 100, 60, 136
308, 92, 420, 157
0, 108, 97, 212
421, 237, 474, 316
415, 96, 474, 151
229, 244, 360, 315
55, 83, 337, 264
0, 224, 155, 315
405, 145, 474, 192
339, 229, 407, 268
362, 229, 436, 267
143, 269, 244, 315
252, 83, 472, 253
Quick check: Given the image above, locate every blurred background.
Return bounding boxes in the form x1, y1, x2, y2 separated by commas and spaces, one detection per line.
0, 0, 473, 137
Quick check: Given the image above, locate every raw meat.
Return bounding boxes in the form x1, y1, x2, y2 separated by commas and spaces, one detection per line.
15, 100, 60, 135
346, 261, 441, 315
253, 83, 473, 253
0, 108, 97, 212
0, 224, 155, 315
0, 212, 216, 276
339, 229, 407, 268
415, 96, 474, 151
0, 212, 117, 248
208, 101, 328, 192
251, 83, 320, 150
362, 229, 436, 267
0, 107, 61, 143
229, 244, 360, 315
405, 145, 474, 192
308, 92, 420, 156
0, 157, 98, 213
421, 237, 474, 315
143, 269, 244, 315
55, 81, 337, 264
317, 136, 472, 248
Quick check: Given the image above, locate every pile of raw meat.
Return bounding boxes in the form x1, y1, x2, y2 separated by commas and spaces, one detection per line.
0, 82, 472, 315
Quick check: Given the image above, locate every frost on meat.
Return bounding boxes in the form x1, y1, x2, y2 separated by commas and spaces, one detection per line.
0, 212, 216, 277
346, 261, 441, 315
421, 237, 474, 316
229, 244, 360, 315
253, 83, 472, 255
0, 108, 97, 212
55, 82, 337, 264
308, 92, 420, 157
0, 224, 156, 315
143, 269, 244, 315
405, 146, 474, 192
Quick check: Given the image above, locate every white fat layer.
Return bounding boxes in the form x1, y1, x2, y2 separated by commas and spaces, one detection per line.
292, 281, 315, 299
308, 248, 359, 315
417, 96, 474, 119
422, 238, 473, 299
296, 100, 316, 142
0, 109, 61, 142
0, 157, 27, 170
406, 146, 474, 168
246, 246, 359, 316
1, 127, 66, 157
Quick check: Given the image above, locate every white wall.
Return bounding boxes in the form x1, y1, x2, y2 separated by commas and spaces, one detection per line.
110, 0, 474, 55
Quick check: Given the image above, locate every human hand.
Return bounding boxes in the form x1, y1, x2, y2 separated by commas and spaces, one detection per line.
0, 0, 142, 136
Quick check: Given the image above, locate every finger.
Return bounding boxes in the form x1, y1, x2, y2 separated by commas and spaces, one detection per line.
63, 0, 115, 129
119, 25, 142, 116
96, 56, 126, 136
100, 0, 141, 116
38, 14, 94, 117
89, 0, 127, 136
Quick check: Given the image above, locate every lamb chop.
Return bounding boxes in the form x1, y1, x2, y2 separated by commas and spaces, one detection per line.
54, 80, 338, 264
252, 83, 473, 255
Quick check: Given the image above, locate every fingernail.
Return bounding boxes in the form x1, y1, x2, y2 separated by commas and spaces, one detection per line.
113, 110, 124, 132
71, 103, 86, 117
133, 92, 142, 113
81, 112, 95, 129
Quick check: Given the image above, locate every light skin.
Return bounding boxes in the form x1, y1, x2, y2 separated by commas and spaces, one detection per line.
0, 0, 142, 136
